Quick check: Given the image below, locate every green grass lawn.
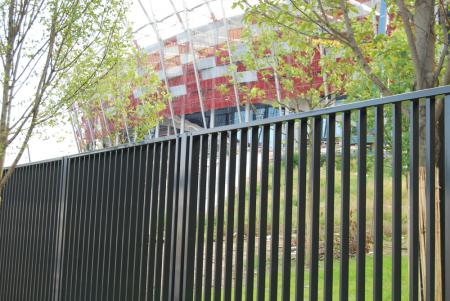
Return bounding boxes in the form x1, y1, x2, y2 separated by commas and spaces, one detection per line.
212, 255, 409, 300
298, 255, 408, 300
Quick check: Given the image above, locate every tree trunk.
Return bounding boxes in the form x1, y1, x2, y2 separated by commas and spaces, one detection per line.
418, 168, 443, 300
411, 1, 443, 298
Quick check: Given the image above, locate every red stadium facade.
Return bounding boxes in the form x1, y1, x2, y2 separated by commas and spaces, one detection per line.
144, 14, 323, 118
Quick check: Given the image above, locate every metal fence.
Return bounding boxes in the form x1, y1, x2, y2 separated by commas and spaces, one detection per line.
2, 86, 450, 300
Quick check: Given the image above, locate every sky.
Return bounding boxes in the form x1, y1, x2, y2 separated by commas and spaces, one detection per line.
5, 0, 243, 165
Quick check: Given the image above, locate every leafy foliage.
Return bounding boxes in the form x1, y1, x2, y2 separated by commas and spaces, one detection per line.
74, 49, 166, 147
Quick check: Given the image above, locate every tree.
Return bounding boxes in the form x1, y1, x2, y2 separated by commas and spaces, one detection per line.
0, 0, 131, 197
73, 49, 166, 151
233, 0, 447, 148
233, 0, 447, 298
217, 26, 343, 113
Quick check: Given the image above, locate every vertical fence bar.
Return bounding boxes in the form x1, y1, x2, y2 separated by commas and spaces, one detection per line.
11, 165, 26, 300
77, 158, 88, 300
182, 136, 201, 301
148, 143, 162, 300
163, 141, 177, 301
44, 163, 53, 300
257, 125, 270, 301
340, 111, 351, 301
439, 99, 445, 301
81, 154, 96, 300
46, 162, 58, 299
174, 135, 189, 301
282, 120, 294, 301
108, 152, 118, 301
203, 133, 217, 301
11, 165, 25, 300
295, 119, 308, 301
38, 162, 50, 299
194, 135, 209, 301
23, 165, 31, 299
35, 163, 45, 298
104, 150, 119, 300
233, 129, 246, 301
140, 144, 154, 301
222, 129, 237, 300
45, 162, 58, 300
129, 147, 142, 301
357, 108, 367, 300
117, 149, 131, 301
0, 170, 5, 295
444, 94, 450, 301
269, 122, 282, 301
324, 113, 336, 301
23, 164, 36, 300
42, 162, 52, 299
392, 102, 402, 299
123, 147, 138, 301
127, 147, 139, 300
63, 157, 80, 300
0, 169, 8, 297
224, 130, 237, 301
373, 105, 384, 300
410, 100, 419, 301
2, 165, 11, 298
18, 166, 28, 299
107, 151, 122, 301
2, 167, 13, 298
55, 158, 68, 301
214, 131, 228, 301
55, 161, 64, 299
52, 161, 63, 300
309, 116, 322, 301
14, 165, 24, 300
85, 154, 100, 299
79, 155, 92, 300
0, 169, 8, 298
169, 140, 182, 301
24, 165, 35, 299
426, 97, 436, 301
60, 160, 70, 301
94, 152, 108, 301
70, 157, 81, 300
0, 168, 11, 299
246, 126, 259, 300
14, 167, 24, 299
154, 143, 168, 301
170, 138, 183, 301
8, 166, 17, 300
27, 164, 37, 299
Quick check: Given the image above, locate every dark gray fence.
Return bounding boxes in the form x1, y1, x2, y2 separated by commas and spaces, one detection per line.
2, 86, 450, 300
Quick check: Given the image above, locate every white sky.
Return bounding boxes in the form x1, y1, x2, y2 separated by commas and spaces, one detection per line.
5, 0, 243, 165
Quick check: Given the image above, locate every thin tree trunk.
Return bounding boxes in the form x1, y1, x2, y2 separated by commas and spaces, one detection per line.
418, 168, 442, 300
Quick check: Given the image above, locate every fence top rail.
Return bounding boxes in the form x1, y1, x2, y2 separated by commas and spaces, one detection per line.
192, 85, 450, 136
7, 85, 450, 168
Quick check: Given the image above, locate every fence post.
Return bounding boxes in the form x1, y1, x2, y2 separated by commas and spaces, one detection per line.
53, 157, 69, 301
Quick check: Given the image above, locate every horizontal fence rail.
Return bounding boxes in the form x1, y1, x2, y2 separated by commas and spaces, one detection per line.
1, 86, 450, 300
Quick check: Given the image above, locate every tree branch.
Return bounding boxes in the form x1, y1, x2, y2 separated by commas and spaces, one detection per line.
434, 4, 448, 84
339, 0, 392, 95
396, 0, 423, 86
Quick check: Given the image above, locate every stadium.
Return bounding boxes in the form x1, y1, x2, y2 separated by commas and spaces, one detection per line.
70, 0, 386, 151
